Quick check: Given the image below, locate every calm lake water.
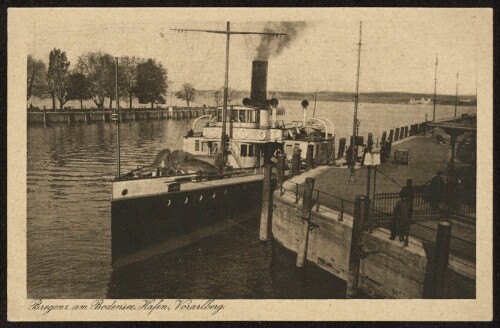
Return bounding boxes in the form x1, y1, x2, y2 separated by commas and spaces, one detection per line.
27, 101, 475, 298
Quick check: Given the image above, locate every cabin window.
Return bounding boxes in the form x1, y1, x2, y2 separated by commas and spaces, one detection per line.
240, 144, 248, 157
230, 110, 237, 121
253, 110, 259, 123
239, 110, 248, 122
217, 109, 222, 121
248, 144, 254, 157
286, 144, 293, 157
195, 140, 200, 151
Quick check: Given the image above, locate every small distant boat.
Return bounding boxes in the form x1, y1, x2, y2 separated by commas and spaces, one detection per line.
408, 97, 432, 105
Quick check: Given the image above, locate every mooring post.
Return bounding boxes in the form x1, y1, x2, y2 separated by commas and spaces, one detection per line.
277, 152, 286, 187
347, 195, 366, 298
433, 220, 452, 298
259, 164, 273, 241
296, 177, 315, 268
43, 107, 47, 127
291, 148, 301, 177
306, 144, 314, 170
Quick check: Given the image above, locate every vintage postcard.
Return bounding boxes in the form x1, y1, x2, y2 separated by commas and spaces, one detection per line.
7, 7, 493, 321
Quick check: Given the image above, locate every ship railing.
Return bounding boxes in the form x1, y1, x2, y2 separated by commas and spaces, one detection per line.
117, 164, 265, 182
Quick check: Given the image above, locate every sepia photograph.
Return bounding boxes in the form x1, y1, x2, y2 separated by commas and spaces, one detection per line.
7, 7, 493, 321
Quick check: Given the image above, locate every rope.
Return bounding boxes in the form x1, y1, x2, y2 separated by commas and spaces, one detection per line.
375, 168, 404, 187
192, 22, 220, 89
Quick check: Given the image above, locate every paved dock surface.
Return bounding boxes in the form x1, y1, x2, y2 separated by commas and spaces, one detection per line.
311, 135, 475, 262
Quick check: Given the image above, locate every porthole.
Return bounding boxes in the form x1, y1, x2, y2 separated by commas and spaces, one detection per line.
199, 195, 203, 201
224, 189, 227, 196
212, 192, 216, 199
166, 199, 172, 207
122, 189, 128, 196
184, 197, 189, 204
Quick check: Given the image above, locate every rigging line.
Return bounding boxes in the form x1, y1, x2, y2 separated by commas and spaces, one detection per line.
266, 34, 271, 55
192, 33, 216, 89
374, 168, 404, 187
243, 34, 250, 54
192, 22, 220, 88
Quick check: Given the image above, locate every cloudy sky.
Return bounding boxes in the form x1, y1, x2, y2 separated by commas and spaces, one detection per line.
23, 8, 488, 95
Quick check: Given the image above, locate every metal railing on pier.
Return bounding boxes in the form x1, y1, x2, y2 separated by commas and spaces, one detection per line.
279, 180, 356, 222
277, 180, 476, 262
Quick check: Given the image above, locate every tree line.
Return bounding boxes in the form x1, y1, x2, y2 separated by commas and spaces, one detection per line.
27, 48, 200, 110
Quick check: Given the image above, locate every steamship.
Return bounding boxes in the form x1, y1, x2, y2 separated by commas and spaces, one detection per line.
111, 26, 335, 262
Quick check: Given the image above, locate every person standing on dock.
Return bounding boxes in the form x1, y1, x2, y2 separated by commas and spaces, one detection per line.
390, 193, 412, 246
428, 170, 445, 210
399, 179, 415, 217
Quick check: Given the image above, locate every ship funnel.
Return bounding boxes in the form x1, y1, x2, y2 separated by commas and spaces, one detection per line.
251, 60, 268, 109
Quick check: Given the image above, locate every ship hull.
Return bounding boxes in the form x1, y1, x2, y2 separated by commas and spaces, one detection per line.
111, 174, 271, 264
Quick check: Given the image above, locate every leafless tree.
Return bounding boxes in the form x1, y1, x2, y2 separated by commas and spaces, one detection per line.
27, 55, 47, 102
176, 83, 196, 108
47, 48, 70, 110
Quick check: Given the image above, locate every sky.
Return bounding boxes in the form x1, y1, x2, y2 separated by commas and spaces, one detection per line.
24, 8, 487, 96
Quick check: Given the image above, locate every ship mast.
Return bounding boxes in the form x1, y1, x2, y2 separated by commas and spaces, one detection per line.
115, 57, 121, 179
432, 54, 438, 122
350, 21, 363, 181
172, 22, 286, 167
454, 72, 459, 117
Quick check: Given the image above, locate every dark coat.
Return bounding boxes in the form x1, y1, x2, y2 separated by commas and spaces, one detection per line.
392, 199, 412, 237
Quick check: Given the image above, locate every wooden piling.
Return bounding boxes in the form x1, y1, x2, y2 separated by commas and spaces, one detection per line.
306, 144, 314, 170
347, 195, 366, 298
399, 127, 405, 140
404, 126, 409, 138
259, 164, 273, 241
433, 220, 452, 298
296, 177, 315, 268
394, 128, 400, 141
291, 149, 301, 177
381, 131, 387, 144
43, 108, 47, 127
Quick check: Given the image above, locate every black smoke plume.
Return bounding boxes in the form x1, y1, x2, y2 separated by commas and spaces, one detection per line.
255, 21, 307, 60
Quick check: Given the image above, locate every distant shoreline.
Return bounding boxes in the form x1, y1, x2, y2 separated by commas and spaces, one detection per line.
27, 90, 477, 110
